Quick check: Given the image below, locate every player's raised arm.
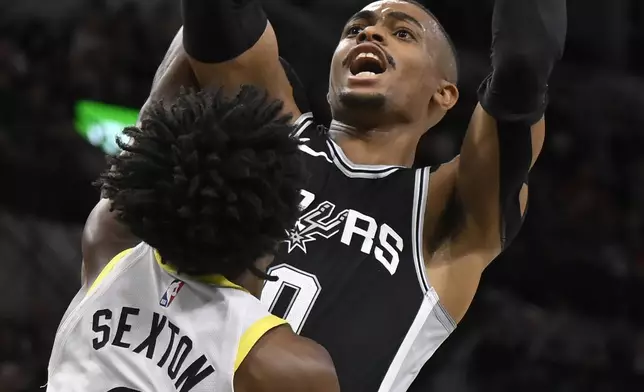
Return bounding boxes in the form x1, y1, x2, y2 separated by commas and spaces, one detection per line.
235, 325, 340, 392
455, 0, 567, 261
81, 29, 200, 289
181, 0, 301, 120
81, 2, 310, 287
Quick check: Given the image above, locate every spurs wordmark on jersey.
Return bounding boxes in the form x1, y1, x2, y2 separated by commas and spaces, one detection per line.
260, 113, 456, 392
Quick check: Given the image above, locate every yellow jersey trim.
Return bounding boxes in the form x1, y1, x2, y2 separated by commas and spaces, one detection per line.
153, 249, 248, 292
87, 248, 134, 295
234, 314, 287, 372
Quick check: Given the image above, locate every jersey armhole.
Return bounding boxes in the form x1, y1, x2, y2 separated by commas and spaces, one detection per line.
86, 248, 134, 296
234, 314, 288, 372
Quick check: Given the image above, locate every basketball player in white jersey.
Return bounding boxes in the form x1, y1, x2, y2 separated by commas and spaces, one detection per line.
46, 87, 340, 392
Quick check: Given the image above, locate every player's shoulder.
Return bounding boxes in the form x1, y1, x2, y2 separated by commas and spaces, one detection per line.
234, 324, 339, 392
82, 199, 139, 285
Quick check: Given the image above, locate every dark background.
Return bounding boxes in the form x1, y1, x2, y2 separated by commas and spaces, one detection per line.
1, 0, 643, 390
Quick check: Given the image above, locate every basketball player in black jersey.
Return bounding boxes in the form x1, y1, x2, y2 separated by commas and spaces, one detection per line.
94, 0, 566, 390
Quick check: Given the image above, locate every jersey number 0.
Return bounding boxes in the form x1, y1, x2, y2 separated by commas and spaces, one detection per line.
260, 264, 321, 334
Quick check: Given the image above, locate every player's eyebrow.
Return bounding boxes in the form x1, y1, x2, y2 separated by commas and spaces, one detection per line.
347, 10, 424, 31
386, 11, 424, 30
346, 10, 377, 27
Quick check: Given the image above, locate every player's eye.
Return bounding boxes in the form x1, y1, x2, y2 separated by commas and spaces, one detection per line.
346, 25, 364, 36
394, 29, 415, 41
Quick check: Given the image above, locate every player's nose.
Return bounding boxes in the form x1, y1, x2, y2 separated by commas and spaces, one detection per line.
357, 26, 386, 45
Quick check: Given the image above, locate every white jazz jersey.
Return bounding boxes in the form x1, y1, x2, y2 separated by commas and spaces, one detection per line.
47, 242, 287, 392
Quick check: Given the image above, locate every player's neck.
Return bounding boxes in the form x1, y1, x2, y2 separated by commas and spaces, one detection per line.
328, 120, 421, 167
231, 272, 263, 299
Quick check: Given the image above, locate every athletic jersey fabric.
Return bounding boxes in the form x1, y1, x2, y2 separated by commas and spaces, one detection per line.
48, 242, 286, 392
260, 113, 456, 392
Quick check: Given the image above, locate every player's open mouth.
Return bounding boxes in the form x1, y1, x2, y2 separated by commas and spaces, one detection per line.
347, 44, 388, 78
350, 53, 386, 77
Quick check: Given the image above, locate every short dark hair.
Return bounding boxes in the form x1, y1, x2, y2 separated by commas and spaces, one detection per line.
404, 0, 459, 83
96, 86, 304, 280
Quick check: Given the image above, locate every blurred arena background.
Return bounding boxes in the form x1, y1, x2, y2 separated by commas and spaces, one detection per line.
1, 0, 644, 390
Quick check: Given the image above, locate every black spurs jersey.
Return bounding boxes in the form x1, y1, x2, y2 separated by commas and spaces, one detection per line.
260, 113, 456, 392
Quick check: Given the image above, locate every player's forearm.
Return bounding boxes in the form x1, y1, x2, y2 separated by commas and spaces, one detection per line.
458, 0, 565, 250
181, 0, 268, 64
478, 0, 567, 125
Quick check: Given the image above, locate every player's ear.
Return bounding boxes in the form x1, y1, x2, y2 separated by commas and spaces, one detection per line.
431, 81, 459, 111
326, 92, 331, 105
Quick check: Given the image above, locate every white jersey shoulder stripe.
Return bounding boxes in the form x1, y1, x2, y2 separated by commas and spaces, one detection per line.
377, 289, 455, 392
412, 167, 431, 293
375, 167, 457, 392
293, 114, 406, 179
326, 138, 402, 179
299, 143, 332, 163
292, 112, 314, 138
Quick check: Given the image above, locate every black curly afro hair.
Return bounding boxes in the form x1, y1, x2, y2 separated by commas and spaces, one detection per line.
96, 86, 304, 280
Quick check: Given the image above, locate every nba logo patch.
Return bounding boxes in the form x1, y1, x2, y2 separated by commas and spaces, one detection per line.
160, 279, 184, 308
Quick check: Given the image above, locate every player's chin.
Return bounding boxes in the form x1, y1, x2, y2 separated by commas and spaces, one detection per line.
338, 89, 387, 110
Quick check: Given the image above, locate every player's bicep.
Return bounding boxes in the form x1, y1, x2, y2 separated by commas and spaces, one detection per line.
456, 106, 501, 238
